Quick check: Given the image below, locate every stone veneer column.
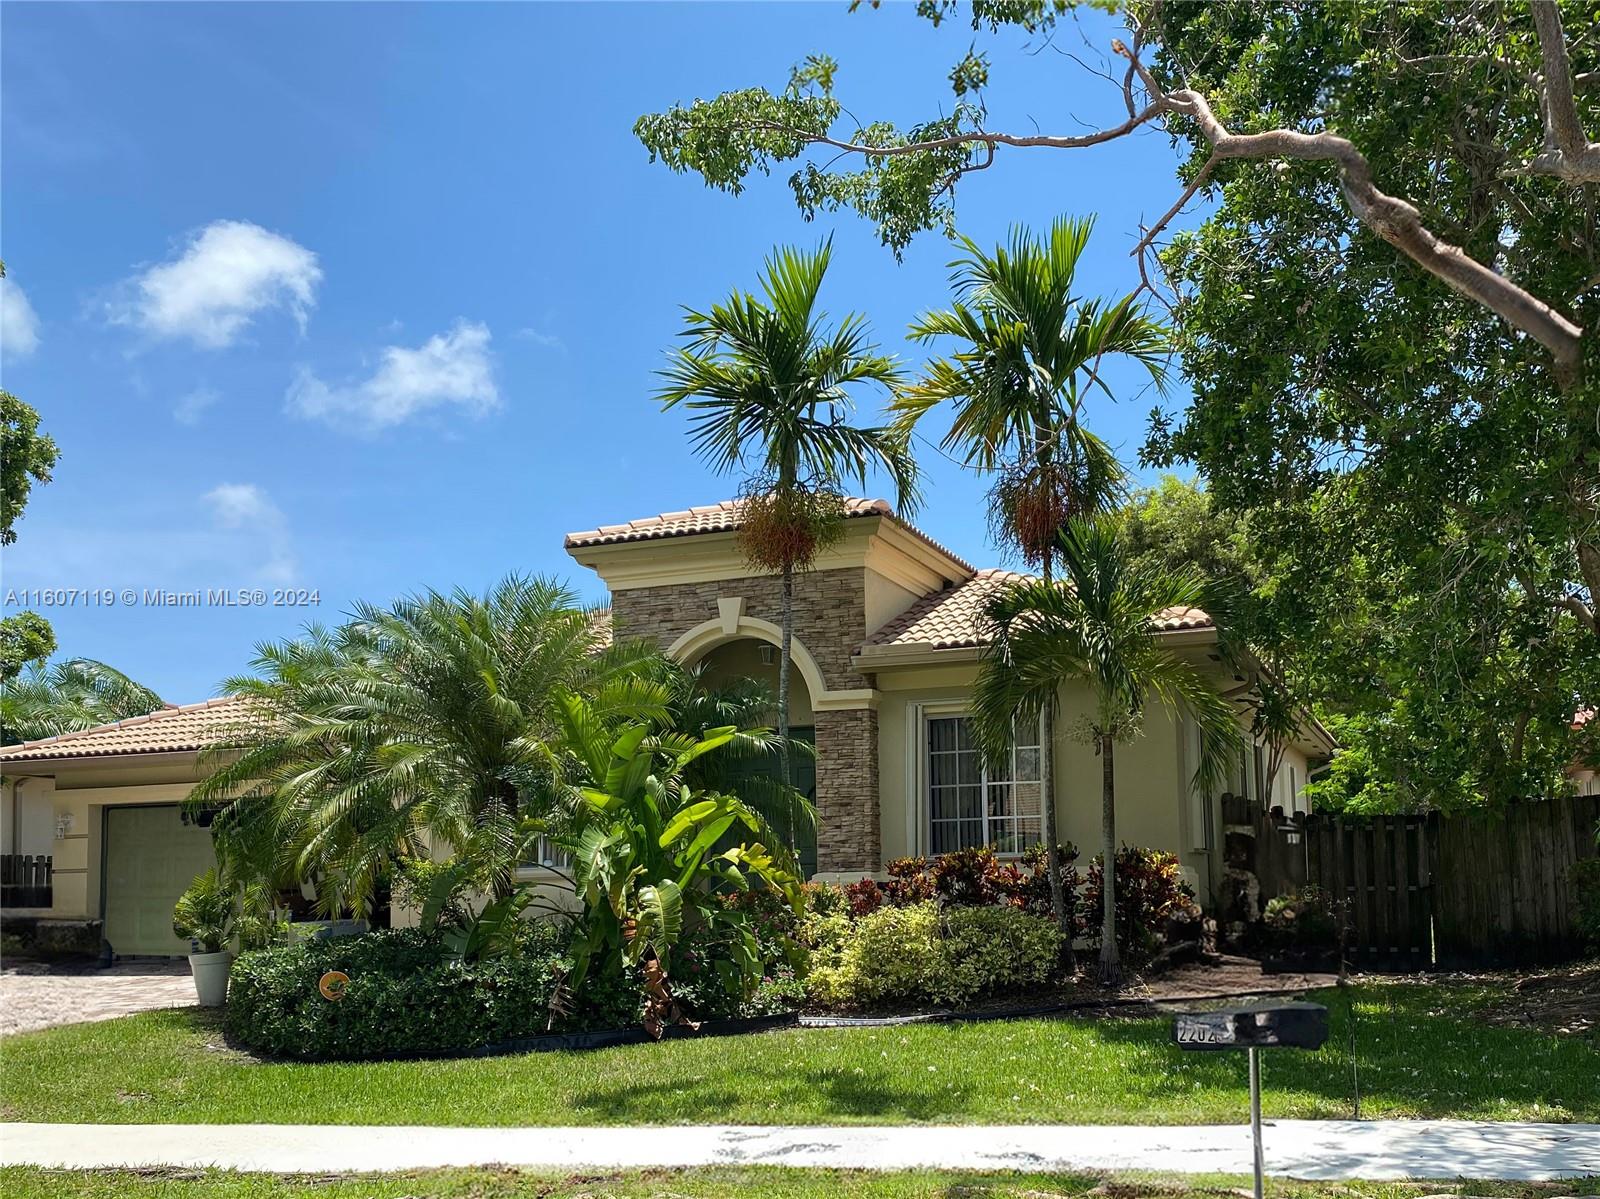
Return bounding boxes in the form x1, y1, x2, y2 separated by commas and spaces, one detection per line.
813, 707, 880, 875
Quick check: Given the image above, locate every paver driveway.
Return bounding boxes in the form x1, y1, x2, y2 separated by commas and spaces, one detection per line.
0, 960, 194, 1036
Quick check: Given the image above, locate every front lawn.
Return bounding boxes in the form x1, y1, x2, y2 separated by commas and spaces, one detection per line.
2, 981, 1594, 1126
3, 1171, 1597, 1199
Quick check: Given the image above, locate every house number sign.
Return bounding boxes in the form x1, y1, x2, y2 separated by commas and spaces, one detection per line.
318, 970, 350, 1001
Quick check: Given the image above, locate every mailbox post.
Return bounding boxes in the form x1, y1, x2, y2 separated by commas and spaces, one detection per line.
1172, 1001, 1329, 1199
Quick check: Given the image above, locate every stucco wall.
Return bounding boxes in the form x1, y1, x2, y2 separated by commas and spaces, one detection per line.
874, 656, 1313, 908
879, 672, 1187, 864
697, 639, 816, 725
2, 759, 209, 921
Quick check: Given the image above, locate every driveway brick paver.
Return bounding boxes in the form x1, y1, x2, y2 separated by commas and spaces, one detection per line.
0, 960, 194, 1036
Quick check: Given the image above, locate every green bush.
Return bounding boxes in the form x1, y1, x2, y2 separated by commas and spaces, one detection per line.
934, 905, 1065, 1006
227, 926, 576, 1060
226, 912, 807, 1061
803, 901, 1064, 1010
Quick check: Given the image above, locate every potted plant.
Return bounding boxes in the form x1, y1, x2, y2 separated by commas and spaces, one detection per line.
1259, 885, 1341, 974
173, 868, 235, 1006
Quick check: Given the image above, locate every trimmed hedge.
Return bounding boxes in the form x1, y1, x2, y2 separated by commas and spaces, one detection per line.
226, 925, 631, 1061
803, 901, 1064, 1010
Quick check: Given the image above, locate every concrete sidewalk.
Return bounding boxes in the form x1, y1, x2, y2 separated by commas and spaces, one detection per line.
4, 1120, 1598, 1180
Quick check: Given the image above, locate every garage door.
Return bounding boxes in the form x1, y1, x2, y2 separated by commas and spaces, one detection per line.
104, 805, 217, 957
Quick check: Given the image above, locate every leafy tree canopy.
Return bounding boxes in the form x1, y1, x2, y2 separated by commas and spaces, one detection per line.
638, 0, 1599, 807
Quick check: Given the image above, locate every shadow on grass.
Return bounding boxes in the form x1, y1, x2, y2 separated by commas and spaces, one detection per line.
1083, 983, 1600, 1121
567, 1065, 978, 1123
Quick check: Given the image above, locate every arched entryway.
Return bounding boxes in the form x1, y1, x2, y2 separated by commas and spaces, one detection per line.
682, 636, 819, 878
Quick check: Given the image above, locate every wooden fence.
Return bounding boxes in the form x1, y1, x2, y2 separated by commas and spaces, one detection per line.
1, 853, 53, 908
1246, 794, 1599, 970
1432, 795, 1600, 967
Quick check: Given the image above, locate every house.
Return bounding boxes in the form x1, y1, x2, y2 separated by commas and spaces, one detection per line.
0, 497, 1333, 957
564, 499, 1334, 900
1572, 708, 1598, 796
1, 699, 241, 956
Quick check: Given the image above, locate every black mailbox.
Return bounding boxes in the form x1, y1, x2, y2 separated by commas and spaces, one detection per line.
1172, 1000, 1329, 1051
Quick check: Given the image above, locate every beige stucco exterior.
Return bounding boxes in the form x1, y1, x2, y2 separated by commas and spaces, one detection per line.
567, 503, 1330, 903
2, 500, 1331, 951
3, 754, 213, 928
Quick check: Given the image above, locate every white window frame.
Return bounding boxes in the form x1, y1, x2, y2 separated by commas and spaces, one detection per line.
912, 704, 1046, 858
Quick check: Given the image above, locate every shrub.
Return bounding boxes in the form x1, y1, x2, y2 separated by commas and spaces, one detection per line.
1082, 847, 1198, 965
802, 901, 1064, 1010
881, 846, 1080, 925
227, 926, 574, 1061
932, 905, 1064, 1006
843, 877, 885, 917
1572, 858, 1600, 952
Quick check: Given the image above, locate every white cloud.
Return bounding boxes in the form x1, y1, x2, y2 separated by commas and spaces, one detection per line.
173, 386, 221, 425
112, 220, 321, 348
203, 482, 295, 584
514, 327, 563, 350
1, 275, 41, 359
286, 320, 499, 432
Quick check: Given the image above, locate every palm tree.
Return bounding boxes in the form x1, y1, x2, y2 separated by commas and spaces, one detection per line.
893, 216, 1169, 940
973, 519, 1239, 988
2, 658, 165, 744
659, 239, 919, 792
191, 576, 664, 918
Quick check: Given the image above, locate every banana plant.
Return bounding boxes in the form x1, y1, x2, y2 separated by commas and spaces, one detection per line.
557, 703, 805, 1020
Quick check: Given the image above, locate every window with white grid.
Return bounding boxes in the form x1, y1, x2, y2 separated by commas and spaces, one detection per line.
926, 714, 1043, 855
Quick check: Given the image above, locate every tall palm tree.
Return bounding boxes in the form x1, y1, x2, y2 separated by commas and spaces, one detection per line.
1, 658, 165, 744
893, 216, 1169, 939
191, 576, 665, 917
659, 240, 919, 791
973, 519, 1239, 988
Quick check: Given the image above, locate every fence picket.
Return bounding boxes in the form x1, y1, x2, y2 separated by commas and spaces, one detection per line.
1244, 795, 1595, 971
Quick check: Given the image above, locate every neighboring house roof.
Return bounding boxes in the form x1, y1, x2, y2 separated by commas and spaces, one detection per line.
0, 696, 249, 763
564, 497, 975, 574
860, 567, 1215, 653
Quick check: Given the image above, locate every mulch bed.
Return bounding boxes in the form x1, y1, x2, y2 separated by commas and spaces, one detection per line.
802, 953, 1341, 1027
1463, 960, 1600, 1039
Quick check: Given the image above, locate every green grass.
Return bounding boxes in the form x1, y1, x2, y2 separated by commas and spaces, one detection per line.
2, 983, 1595, 1127
2, 1171, 1596, 1199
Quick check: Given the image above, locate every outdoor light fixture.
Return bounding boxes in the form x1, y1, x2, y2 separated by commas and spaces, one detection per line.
759, 644, 778, 666
53, 812, 74, 840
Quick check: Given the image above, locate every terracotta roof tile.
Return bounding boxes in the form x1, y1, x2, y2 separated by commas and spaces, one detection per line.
0, 696, 253, 763
564, 497, 973, 573
860, 568, 1215, 653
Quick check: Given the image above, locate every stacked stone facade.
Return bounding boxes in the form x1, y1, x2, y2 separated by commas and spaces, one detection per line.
611, 569, 881, 875
813, 708, 880, 874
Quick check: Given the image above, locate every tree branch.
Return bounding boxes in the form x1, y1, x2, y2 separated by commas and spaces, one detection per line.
1112, 39, 1585, 375
749, 25, 1589, 375
1529, 0, 1600, 184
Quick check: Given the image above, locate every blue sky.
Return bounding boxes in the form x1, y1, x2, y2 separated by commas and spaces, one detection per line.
1, 1, 1202, 703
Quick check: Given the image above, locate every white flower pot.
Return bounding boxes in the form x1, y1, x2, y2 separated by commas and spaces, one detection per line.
188, 950, 233, 1007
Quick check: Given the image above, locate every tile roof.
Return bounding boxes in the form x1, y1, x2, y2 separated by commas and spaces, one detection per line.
860, 567, 1215, 653
564, 497, 974, 573
0, 696, 252, 763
